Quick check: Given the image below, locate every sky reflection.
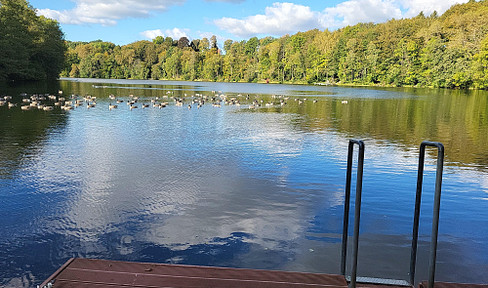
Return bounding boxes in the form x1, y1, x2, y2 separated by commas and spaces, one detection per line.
0, 80, 487, 287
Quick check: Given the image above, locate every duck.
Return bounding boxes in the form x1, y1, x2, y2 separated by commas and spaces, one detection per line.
108, 103, 118, 110
43, 106, 54, 111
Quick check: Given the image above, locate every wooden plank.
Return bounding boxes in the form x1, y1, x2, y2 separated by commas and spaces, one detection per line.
66, 258, 346, 285
46, 258, 348, 288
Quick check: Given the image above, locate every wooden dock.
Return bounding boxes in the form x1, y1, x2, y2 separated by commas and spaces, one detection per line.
39, 258, 488, 288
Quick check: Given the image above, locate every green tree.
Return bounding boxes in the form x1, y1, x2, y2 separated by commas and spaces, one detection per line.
472, 36, 488, 89
0, 0, 66, 80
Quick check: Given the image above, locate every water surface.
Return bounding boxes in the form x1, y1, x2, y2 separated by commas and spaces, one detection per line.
0, 79, 487, 287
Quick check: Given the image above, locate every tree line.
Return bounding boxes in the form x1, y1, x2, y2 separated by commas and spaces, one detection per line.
2, 0, 488, 89
62, 0, 488, 89
0, 0, 66, 81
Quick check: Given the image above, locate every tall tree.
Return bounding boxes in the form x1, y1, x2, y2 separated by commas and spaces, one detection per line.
0, 0, 65, 80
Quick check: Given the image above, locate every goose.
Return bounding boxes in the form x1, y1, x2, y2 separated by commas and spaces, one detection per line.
129, 105, 138, 110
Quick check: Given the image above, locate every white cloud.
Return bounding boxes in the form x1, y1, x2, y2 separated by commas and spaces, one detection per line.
165, 27, 191, 39
140, 28, 190, 40
36, 0, 185, 26
214, 2, 322, 38
397, 0, 470, 17
214, 0, 470, 38
141, 29, 165, 40
322, 0, 403, 28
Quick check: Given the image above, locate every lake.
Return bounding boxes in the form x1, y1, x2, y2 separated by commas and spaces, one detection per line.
0, 78, 487, 287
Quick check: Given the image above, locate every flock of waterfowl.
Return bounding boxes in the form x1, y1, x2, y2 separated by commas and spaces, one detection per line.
0, 90, 348, 112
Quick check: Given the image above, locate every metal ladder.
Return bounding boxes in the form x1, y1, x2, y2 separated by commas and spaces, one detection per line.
341, 140, 444, 288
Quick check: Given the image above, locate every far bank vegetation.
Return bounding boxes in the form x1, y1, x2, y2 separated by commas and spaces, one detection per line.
62, 0, 488, 89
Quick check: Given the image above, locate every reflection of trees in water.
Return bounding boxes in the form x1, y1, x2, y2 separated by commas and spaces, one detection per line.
272, 89, 488, 170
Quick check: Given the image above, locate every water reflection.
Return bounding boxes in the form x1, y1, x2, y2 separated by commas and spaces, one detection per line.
0, 79, 487, 287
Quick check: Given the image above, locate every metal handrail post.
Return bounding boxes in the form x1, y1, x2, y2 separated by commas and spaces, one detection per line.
341, 141, 354, 276
409, 141, 444, 288
341, 139, 365, 288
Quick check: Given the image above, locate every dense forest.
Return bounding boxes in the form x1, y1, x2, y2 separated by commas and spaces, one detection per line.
0, 0, 66, 81
61, 0, 488, 89
1, 0, 488, 89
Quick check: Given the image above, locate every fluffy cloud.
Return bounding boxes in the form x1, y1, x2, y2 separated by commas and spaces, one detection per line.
214, 2, 322, 38
214, 0, 470, 38
322, 0, 402, 28
396, 0, 469, 17
141, 28, 190, 40
36, 0, 185, 25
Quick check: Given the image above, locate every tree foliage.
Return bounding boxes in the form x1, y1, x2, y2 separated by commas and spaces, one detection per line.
0, 0, 66, 80
61, 0, 488, 89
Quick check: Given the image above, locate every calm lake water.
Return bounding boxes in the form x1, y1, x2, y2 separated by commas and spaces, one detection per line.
0, 78, 487, 287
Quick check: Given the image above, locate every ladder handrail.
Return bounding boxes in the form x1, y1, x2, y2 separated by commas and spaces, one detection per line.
341, 139, 365, 288
341, 140, 444, 288
410, 141, 444, 288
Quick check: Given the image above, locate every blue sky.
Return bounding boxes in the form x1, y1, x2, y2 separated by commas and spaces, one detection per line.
31, 0, 469, 46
